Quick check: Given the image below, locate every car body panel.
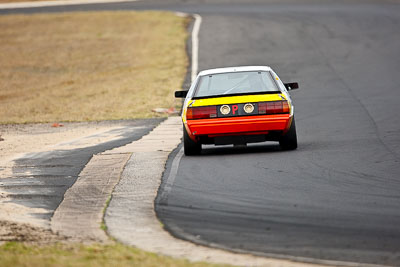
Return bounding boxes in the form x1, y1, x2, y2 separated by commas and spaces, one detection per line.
187, 114, 291, 136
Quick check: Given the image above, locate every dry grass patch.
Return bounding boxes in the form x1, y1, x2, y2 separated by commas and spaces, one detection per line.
0, 0, 44, 2
0, 11, 188, 124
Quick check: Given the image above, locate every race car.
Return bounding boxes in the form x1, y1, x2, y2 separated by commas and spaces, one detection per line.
175, 66, 299, 155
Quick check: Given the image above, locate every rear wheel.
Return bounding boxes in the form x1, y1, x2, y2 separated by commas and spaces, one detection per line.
279, 117, 298, 150
183, 125, 201, 155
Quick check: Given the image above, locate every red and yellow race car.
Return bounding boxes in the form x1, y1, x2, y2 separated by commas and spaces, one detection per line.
175, 66, 299, 155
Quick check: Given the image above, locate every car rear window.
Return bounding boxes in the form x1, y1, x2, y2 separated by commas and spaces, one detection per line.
194, 71, 280, 98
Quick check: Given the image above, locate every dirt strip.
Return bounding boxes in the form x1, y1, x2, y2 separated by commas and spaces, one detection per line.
0, 220, 67, 246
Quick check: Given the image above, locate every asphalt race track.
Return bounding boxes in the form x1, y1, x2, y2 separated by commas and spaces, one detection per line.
3, 0, 400, 265
156, 1, 400, 265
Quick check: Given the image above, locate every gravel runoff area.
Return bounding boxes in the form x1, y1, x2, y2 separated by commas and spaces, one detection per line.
0, 120, 156, 243
0, 123, 101, 244
0, 121, 124, 227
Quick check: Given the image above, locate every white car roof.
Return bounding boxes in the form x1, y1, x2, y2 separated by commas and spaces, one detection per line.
198, 66, 272, 76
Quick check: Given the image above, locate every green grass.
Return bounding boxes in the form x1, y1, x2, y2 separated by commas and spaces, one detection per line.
100, 196, 112, 232
0, 242, 231, 267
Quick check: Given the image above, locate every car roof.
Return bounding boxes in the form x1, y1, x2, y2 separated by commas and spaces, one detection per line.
198, 66, 272, 76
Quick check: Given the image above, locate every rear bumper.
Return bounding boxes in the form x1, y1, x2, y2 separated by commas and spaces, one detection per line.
185, 114, 291, 141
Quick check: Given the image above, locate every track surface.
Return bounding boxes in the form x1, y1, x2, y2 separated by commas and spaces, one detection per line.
155, 1, 400, 266
2, 0, 400, 265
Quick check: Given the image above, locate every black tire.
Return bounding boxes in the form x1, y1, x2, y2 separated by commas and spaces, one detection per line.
183, 125, 201, 155
279, 117, 298, 150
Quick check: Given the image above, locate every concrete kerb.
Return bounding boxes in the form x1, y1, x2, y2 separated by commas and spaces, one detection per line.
50, 117, 182, 243
51, 152, 131, 242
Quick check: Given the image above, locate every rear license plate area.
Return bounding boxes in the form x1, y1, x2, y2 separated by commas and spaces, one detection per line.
217, 103, 258, 118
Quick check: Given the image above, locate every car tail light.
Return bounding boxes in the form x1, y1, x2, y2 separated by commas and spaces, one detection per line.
187, 106, 217, 120
258, 101, 290, 115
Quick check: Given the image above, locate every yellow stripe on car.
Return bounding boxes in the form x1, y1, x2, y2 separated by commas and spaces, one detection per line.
191, 94, 284, 107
